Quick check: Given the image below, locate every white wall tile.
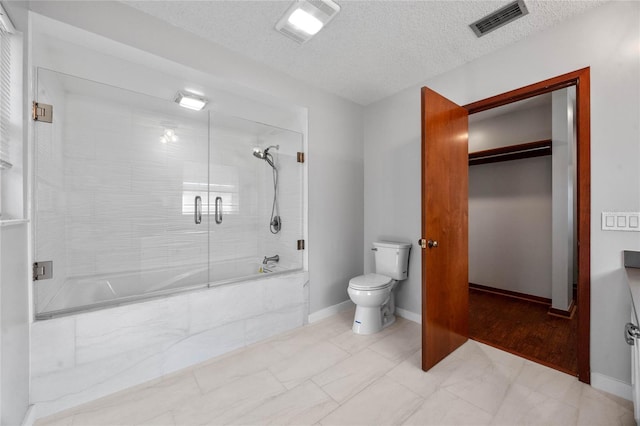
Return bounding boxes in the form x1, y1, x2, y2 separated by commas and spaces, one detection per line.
245, 304, 306, 346
31, 316, 76, 376
263, 272, 307, 311
188, 282, 265, 335
31, 272, 308, 418
161, 320, 246, 375
32, 344, 165, 418
75, 296, 189, 365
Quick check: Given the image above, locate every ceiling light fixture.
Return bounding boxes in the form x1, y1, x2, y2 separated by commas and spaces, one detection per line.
275, 0, 341, 44
174, 91, 208, 111
288, 9, 323, 35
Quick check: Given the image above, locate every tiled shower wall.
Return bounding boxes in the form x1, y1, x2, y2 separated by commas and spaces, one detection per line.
35, 73, 304, 314
256, 130, 303, 270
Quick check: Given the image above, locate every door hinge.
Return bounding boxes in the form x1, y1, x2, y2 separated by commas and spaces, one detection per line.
33, 261, 53, 281
32, 101, 53, 123
297, 239, 305, 250
297, 152, 305, 163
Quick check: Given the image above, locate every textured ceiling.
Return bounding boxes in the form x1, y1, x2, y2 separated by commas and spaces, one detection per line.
123, 0, 608, 105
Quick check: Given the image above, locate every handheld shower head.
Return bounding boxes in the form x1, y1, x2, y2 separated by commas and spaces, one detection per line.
252, 147, 265, 159
252, 144, 282, 234
252, 145, 279, 168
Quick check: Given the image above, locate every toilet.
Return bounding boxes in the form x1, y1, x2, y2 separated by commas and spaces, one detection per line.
348, 241, 411, 335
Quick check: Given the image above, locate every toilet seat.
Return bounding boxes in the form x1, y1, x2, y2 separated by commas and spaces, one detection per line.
348, 273, 393, 291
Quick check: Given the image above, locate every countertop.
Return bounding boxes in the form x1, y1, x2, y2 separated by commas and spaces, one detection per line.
625, 251, 640, 324
627, 268, 640, 324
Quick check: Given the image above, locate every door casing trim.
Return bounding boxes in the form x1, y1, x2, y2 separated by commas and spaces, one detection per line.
462, 67, 591, 383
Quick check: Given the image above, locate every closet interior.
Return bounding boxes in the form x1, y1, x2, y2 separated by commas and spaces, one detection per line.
467, 89, 578, 375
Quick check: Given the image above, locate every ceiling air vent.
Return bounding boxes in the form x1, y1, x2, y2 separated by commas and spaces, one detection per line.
470, 0, 529, 38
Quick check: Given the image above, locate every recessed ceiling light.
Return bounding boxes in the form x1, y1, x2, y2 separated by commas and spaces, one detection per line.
275, 0, 341, 44
174, 91, 208, 111
288, 9, 323, 35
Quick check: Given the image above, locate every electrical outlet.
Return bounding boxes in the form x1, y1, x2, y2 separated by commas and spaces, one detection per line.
602, 212, 640, 232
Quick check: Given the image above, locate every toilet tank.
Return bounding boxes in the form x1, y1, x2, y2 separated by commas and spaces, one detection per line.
373, 241, 412, 280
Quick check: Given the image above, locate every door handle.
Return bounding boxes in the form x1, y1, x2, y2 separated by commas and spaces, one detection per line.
215, 196, 223, 224
194, 196, 202, 225
418, 239, 438, 249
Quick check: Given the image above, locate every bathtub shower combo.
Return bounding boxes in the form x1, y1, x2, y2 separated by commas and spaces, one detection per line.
33, 69, 304, 319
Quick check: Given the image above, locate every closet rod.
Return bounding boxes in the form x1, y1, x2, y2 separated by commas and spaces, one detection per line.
469, 139, 552, 166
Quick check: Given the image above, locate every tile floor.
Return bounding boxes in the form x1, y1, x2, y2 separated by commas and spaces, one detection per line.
36, 310, 635, 426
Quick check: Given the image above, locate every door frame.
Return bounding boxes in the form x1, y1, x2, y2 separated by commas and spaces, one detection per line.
425, 68, 591, 383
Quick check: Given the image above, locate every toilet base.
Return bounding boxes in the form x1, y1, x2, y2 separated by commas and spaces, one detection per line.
351, 306, 396, 335
383, 313, 396, 329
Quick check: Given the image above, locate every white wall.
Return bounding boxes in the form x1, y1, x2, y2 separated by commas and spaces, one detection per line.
26, 1, 364, 316
551, 87, 577, 311
468, 103, 552, 299
469, 103, 552, 151
364, 0, 640, 386
469, 157, 552, 299
0, 2, 30, 424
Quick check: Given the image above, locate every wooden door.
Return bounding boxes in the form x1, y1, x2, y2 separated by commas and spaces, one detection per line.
421, 87, 469, 371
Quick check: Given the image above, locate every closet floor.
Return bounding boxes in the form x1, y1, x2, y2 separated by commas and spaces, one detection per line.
469, 287, 578, 375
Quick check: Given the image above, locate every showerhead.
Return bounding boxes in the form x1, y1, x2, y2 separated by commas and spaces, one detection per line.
252, 145, 279, 167
252, 147, 265, 159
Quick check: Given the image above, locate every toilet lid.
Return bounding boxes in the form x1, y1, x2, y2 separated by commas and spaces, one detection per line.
349, 273, 393, 291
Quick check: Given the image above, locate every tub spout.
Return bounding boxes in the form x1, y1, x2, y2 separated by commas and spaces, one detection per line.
263, 255, 279, 265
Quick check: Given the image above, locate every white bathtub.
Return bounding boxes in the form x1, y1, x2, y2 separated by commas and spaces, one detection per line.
31, 268, 309, 418
37, 258, 299, 319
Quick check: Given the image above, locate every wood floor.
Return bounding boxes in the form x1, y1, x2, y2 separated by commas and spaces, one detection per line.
468, 287, 578, 375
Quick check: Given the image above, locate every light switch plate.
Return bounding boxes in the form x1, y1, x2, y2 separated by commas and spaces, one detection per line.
602, 212, 640, 232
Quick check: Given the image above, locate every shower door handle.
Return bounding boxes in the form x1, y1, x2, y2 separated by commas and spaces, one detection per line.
194, 196, 202, 225
215, 196, 223, 224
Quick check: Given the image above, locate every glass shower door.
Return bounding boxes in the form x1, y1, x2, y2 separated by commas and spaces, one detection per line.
208, 113, 304, 283
33, 69, 210, 318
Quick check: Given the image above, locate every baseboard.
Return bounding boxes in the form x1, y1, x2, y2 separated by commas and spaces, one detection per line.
21, 405, 36, 426
548, 299, 576, 319
469, 282, 551, 305
308, 299, 354, 323
309, 301, 421, 325
396, 307, 421, 324
591, 372, 632, 401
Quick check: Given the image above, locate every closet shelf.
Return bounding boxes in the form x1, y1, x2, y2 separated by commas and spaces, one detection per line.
469, 139, 552, 166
